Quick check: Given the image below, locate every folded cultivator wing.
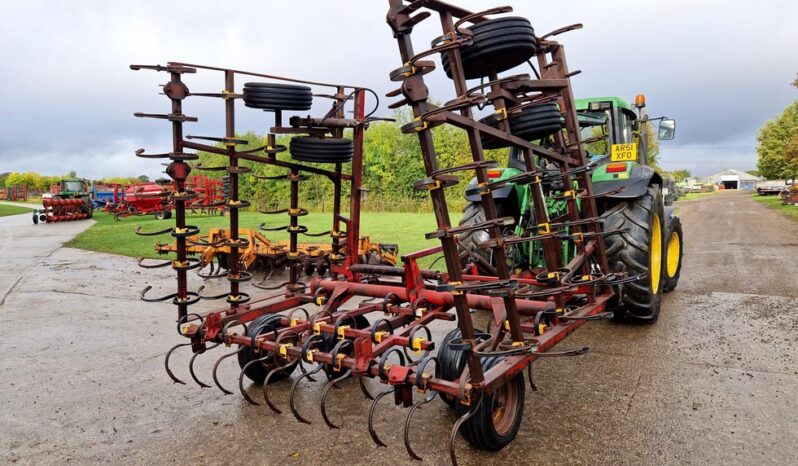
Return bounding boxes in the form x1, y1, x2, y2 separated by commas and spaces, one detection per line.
133, 2, 649, 464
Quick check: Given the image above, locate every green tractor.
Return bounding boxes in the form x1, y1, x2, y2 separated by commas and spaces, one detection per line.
33, 178, 94, 224
459, 95, 682, 323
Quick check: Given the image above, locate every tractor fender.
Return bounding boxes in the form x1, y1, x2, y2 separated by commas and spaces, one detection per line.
594, 165, 663, 199
464, 176, 514, 203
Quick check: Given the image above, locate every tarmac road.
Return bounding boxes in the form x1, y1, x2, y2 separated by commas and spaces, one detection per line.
0, 191, 796, 465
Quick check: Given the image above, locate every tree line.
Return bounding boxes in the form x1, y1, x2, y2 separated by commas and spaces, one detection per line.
756, 75, 798, 180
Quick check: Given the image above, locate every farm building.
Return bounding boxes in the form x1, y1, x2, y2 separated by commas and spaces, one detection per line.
703, 169, 763, 190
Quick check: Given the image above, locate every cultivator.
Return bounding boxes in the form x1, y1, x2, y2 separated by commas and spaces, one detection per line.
132, 2, 650, 464
38, 198, 92, 222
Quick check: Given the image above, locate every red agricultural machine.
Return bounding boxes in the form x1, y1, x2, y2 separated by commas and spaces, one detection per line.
32, 178, 93, 224
133, 2, 671, 464
109, 182, 174, 220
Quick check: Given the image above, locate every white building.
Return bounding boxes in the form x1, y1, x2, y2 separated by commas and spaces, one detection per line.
703, 169, 763, 191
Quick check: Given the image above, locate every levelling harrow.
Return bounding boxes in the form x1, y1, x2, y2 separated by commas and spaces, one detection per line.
133, 2, 651, 463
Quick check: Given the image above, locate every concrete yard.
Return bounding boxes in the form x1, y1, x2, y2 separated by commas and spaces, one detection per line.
0, 191, 796, 465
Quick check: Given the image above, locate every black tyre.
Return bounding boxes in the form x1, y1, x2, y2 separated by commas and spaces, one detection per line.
480, 102, 563, 149
457, 202, 516, 274
456, 355, 525, 452
238, 314, 299, 384
242, 82, 313, 111
154, 211, 166, 220
663, 216, 683, 293
320, 314, 369, 379
32, 212, 39, 224
441, 17, 537, 80
290, 136, 353, 164
438, 329, 469, 408
602, 185, 665, 323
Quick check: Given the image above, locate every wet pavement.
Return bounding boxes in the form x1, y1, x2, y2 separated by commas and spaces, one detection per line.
0, 191, 796, 465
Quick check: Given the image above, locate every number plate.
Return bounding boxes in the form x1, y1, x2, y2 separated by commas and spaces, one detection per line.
611, 143, 637, 162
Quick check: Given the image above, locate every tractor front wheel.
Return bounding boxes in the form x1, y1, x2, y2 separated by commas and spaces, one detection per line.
663, 216, 683, 292
602, 185, 665, 323
457, 202, 516, 274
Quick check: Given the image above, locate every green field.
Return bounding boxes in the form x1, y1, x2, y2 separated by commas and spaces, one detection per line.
65, 210, 451, 266
752, 194, 798, 222
0, 203, 33, 217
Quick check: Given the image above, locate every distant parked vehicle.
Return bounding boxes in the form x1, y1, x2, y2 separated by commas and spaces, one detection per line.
756, 180, 788, 196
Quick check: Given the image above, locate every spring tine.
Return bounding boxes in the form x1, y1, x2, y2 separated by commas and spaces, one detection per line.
358, 376, 375, 400
289, 365, 323, 424
164, 343, 191, 385
239, 354, 272, 405
449, 393, 483, 466
320, 369, 352, 429
527, 365, 538, 391
368, 387, 395, 448
212, 348, 243, 395
298, 359, 317, 383
189, 342, 220, 388
262, 365, 290, 414
404, 392, 438, 461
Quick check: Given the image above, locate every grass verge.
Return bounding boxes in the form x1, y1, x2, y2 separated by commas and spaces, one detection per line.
751, 194, 798, 222
678, 191, 718, 201
65, 210, 450, 267
0, 204, 33, 217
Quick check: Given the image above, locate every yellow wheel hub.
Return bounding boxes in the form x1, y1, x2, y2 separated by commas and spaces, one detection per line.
650, 213, 662, 294
667, 230, 681, 278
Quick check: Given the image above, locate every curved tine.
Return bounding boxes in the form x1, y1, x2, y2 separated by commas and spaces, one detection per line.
189, 342, 220, 388
404, 392, 438, 461
262, 365, 290, 414
289, 365, 324, 425
320, 369, 353, 429
212, 347, 244, 395
358, 376, 375, 400
449, 393, 483, 466
527, 365, 538, 391
297, 358, 318, 383
238, 354, 273, 405
164, 343, 191, 385
367, 387, 395, 448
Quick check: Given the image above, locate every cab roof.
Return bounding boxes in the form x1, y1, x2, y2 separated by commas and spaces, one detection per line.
575, 97, 634, 113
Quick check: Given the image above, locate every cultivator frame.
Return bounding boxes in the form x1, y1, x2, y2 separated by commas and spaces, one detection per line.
133, 2, 645, 464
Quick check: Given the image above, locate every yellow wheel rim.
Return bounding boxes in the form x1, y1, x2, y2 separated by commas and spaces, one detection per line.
667, 231, 680, 278
650, 213, 662, 294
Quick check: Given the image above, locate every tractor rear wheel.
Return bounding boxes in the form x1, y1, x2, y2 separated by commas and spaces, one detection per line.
602, 185, 665, 323
457, 355, 525, 452
457, 202, 515, 274
663, 216, 683, 292
238, 314, 299, 384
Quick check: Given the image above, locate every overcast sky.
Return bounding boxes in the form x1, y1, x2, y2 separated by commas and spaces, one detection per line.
1, 0, 796, 179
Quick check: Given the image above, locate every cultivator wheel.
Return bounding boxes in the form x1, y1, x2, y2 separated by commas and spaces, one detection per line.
663, 216, 683, 292
603, 185, 665, 322
289, 136, 354, 164
238, 314, 299, 384
479, 102, 564, 149
456, 356, 525, 452
441, 16, 538, 80
243, 83, 313, 111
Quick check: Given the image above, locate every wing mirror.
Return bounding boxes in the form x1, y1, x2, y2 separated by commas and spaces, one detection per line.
658, 118, 676, 140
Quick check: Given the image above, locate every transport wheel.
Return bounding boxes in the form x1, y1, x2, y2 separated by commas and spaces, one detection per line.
457, 356, 525, 451
32, 212, 38, 224
602, 185, 665, 323
438, 329, 469, 408
441, 16, 537, 80
242, 82, 313, 111
663, 216, 683, 292
164, 210, 173, 220
238, 314, 299, 384
289, 136, 354, 164
479, 102, 563, 149
457, 202, 516, 274
154, 211, 166, 220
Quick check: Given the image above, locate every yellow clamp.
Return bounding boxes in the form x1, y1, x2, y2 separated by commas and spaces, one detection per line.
411, 117, 429, 133
402, 61, 417, 78
572, 232, 584, 244
411, 337, 426, 354
328, 253, 343, 260
477, 181, 491, 195
374, 331, 389, 343
306, 349, 318, 362
315, 296, 327, 306
563, 190, 576, 199
313, 322, 322, 336
288, 208, 301, 215
172, 260, 188, 268
180, 323, 192, 335
289, 318, 305, 327
511, 340, 526, 347
547, 271, 560, 280
414, 306, 426, 319
537, 223, 551, 235
228, 294, 240, 302
582, 275, 591, 282
228, 200, 242, 206
494, 107, 508, 121
503, 320, 511, 331
337, 325, 350, 340
174, 227, 188, 234
538, 324, 547, 335
532, 175, 542, 185
449, 280, 463, 296
278, 344, 289, 358
334, 353, 346, 372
